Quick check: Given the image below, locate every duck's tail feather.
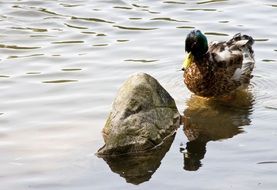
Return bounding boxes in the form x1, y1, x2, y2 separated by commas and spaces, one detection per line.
228, 33, 254, 53
229, 33, 255, 85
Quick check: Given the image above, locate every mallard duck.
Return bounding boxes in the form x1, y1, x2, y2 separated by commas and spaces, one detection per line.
182, 30, 255, 97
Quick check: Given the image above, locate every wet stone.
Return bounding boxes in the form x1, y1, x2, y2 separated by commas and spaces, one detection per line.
97, 73, 180, 156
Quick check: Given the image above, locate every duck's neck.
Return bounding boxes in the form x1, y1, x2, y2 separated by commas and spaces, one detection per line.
193, 52, 209, 63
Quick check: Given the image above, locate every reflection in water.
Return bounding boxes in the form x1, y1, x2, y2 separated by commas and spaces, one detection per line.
99, 134, 175, 185
182, 90, 254, 171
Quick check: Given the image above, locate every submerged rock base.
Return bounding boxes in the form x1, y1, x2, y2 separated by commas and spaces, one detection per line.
97, 73, 180, 156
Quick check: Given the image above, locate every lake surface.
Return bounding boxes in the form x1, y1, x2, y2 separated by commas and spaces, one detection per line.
0, 0, 277, 189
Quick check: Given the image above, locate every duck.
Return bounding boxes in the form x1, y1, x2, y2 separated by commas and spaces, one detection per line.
182, 30, 255, 97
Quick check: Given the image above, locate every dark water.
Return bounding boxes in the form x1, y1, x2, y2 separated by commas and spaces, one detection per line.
0, 0, 277, 189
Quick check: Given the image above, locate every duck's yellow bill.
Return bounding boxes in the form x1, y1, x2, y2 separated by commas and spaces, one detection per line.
182, 52, 194, 70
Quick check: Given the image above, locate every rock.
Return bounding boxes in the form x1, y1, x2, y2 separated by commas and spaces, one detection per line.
97, 73, 180, 156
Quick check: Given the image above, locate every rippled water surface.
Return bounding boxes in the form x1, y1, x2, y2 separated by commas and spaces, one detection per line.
1, 0, 277, 189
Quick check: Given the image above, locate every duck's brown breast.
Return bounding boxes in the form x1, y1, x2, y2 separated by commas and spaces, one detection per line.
184, 63, 241, 97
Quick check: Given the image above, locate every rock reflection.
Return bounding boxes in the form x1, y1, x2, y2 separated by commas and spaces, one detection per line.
99, 134, 175, 185
182, 90, 254, 171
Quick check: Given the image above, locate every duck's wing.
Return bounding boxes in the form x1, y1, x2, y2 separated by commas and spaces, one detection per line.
209, 33, 255, 85
228, 33, 255, 84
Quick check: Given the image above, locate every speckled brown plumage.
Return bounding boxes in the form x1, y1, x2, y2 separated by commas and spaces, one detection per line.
184, 33, 254, 97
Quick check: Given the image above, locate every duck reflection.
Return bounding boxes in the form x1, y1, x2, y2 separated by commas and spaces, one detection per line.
100, 134, 175, 185
182, 90, 254, 171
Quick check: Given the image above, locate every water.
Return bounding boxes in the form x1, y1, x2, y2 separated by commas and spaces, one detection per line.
0, 0, 277, 189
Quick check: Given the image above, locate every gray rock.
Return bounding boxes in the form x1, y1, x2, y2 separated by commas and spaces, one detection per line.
97, 73, 180, 156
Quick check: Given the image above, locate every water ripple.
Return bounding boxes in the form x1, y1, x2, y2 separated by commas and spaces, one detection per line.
204, 32, 229, 36
71, 16, 114, 24
269, 4, 277, 8
0, 44, 40, 50
176, 26, 195, 29
61, 69, 82, 72
93, 44, 108, 47
38, 8, 62, 16
151, 17, 188, 22
59, 3, 81, 8
113, 25, 157, 30
257, 161, 277, 164
52, 41, 84, 44
262, 59, 276, 63
42, 80, 78, 84
116, 40, 129, 43
129, 17, 142, 20
11, 27, 47, 32
64, 23, 88, 30
113, 6, 132, 10
186, 8, 218, 11
124, 59, 158, 63
132, 4, 149, 8
163, 1, 187, 5
7, 54, 44, 59
26, 72, 41, 75
254, 38, 269, 42
0, 75, 10, 78
197, 0, 228, 5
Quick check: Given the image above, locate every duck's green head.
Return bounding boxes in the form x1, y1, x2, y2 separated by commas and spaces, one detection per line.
182, 30, 208, 70
185, 30, 208, 57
